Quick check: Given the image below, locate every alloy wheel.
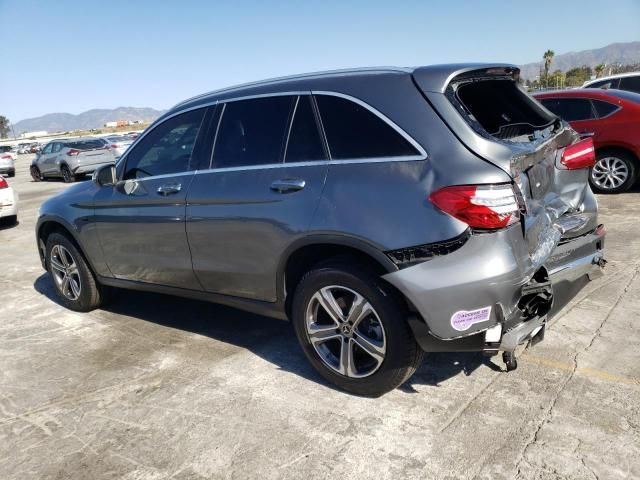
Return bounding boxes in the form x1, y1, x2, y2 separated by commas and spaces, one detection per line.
591, 156, 629, 191
50, 244, 82, 300
305, 285, 386, 378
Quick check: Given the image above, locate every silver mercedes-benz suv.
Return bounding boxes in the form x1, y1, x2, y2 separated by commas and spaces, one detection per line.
35, 64, 605, 396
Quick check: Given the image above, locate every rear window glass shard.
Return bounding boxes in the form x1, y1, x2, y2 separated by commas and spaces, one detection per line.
284, 96, 327, 163
453, 79, 557, 142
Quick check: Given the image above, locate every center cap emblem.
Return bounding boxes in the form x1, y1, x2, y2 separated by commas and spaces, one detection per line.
341, 324, 352, 335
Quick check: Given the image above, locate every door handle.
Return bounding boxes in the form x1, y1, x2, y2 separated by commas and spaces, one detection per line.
270, 178, 306, 193
157, 183, 182, 196
579, 132, 595, 138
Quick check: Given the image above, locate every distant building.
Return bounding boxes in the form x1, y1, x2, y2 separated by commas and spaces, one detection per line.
20, 130, 48, 138
104, 121, 118, 128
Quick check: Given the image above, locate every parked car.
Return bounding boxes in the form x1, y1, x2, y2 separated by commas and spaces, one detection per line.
28, 143, 42, 154
17, 143, 32, 154
0, 175, 18, 225
36, 64, 605, 396
534, 89, 640, 193
583, 72, 640, 94
30, 138, 116, 183
0, 151, 15, 177
103, 135, 134, 158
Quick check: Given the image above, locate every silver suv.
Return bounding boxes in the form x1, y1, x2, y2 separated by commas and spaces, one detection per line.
31, 138, 116, 183
36, 64, 605, 396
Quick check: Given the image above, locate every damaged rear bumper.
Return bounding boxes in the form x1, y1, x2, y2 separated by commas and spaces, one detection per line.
383, 223, 605, 353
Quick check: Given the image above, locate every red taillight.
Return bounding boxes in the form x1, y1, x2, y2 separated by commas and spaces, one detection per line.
67, 149, 80, 156
429, 184, 520, 230
561, 138, 595, 170
111, 144, 120, 148
0, 154, 11, 159
0, 177, 8, 189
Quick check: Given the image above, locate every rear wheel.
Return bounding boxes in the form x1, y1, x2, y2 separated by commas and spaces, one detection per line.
45, 232, 104, 312
30, 165, 43, 182
590, 150, 636, 193
61, 165, 75, 183
291, 261, 424, 397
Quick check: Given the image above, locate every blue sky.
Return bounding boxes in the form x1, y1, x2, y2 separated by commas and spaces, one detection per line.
1, 0, 639, 123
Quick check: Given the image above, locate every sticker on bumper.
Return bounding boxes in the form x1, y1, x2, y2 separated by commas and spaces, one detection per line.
451, 306, 492, 331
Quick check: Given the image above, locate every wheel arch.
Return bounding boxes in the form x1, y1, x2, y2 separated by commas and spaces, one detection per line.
37, 218, 94, 273
278, 235, 399, 318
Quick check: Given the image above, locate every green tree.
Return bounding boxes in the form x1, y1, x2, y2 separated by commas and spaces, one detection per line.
565, 66, 592, 87
595, 64, 605, 78
0, 116, 10, 139
543, 49, 555, 87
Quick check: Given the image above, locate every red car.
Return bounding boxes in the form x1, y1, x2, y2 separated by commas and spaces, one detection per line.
534, 89, 640, 193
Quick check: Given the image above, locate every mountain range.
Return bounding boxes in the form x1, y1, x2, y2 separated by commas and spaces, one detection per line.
13, 107, 165, 134
518, 41, 640, 80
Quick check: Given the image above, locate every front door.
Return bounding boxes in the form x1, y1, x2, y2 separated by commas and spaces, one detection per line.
93, 107, 209, 289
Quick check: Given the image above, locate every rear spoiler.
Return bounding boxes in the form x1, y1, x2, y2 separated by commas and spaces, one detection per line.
412, 64, 520, 94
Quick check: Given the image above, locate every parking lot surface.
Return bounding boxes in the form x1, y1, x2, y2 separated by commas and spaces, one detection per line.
1, 155, 639, 480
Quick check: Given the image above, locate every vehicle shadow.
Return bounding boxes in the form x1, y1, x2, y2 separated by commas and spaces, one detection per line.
33, 273, 503, 395
0, 218, 19, 229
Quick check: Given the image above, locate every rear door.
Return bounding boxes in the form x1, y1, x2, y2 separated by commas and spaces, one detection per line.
186, 94, 329, 301
93, 107, 208, 289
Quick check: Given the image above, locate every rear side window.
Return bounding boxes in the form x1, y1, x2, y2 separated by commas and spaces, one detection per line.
592, 100, 619, 118
123, 108, 205, 180
213, 96, 294, 169
454, 80, 555, 140
619, 76, 640, 93
539, 98, 595, 122
586, 79, 619, 89
315, 95, 419, 160
65, 139, 105, 150
285, 96, 327, 163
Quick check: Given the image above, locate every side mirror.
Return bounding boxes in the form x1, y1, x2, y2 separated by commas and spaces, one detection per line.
93, 164, 117, 187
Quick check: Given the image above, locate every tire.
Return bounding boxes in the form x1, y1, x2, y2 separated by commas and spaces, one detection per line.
291, 261, 424, 397
45, 232, 104, 312
590, 150, 637, 194
30, 165, 43, 182
8, 171, 14, 178
0, 215, 17, 226
61, 165, 75, 183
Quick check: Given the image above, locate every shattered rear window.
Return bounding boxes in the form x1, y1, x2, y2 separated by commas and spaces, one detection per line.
454, 79, 557, 142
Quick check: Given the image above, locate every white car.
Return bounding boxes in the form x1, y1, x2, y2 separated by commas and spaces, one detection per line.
0, 152, 15, 177
103, 135, 135, 158
583, 72, 640, 93
0, 176, 18, 224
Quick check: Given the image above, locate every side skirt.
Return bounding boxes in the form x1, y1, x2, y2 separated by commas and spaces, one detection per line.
97, 275, 288, 321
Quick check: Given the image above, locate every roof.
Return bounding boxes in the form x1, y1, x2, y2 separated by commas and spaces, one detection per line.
583, 71, 640, 86
167, 63, 519, 115
533, 88, 629, 99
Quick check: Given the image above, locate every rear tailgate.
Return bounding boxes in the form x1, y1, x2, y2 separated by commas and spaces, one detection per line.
67, 139, 115, 167
413, 65, 597, 268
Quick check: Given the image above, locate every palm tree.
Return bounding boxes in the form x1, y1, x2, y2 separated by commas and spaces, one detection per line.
595, 64, 605, 78
543, 50, 555, 87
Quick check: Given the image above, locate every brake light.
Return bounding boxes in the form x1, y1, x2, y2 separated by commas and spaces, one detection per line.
0, 177, 7, 189
429, 184, 520, 230
67, 149, 80, 156
561, 138, 595, 170
111, 144, 120, 148
1, 154, 11, 159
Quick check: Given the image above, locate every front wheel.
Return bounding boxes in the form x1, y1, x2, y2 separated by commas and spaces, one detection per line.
45, 232, 104, 312
30, 165, 43, 182
291, 262, 424, 397
590, 150, 636, 194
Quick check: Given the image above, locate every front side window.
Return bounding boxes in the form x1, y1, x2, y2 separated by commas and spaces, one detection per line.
619, 76, 640, 94
540, 98, 595, 122
41, 143, 53, 154
52, 143, 62, 153
213, 96, 294, 169
315, 95, 420, 160
123, 108, 205, 180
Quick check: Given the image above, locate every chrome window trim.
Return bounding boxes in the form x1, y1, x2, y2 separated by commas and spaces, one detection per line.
119, 90, 428, 181
311, 90, 428, 159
